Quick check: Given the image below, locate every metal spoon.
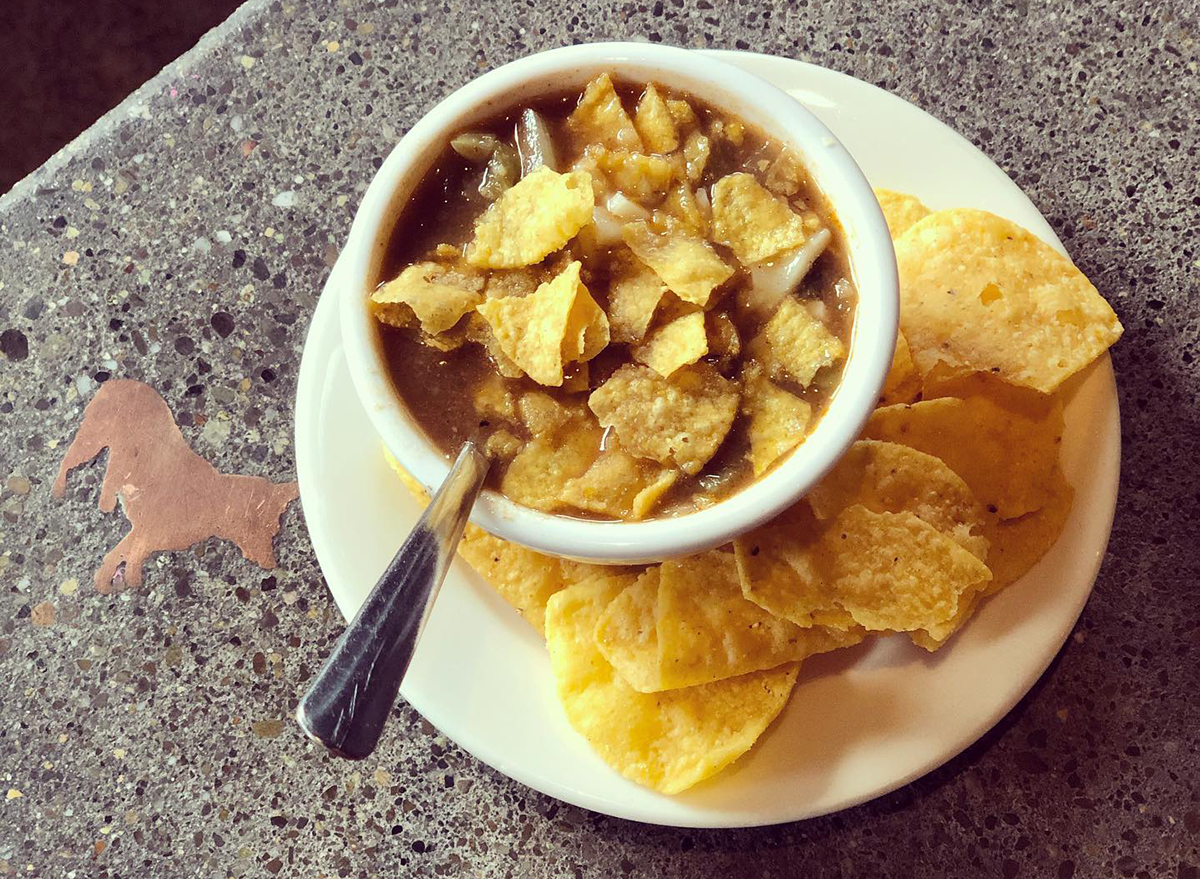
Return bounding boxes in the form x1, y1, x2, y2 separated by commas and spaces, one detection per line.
295, 440, 489, 759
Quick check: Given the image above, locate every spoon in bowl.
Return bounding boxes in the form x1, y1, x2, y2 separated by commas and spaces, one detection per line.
295, 439, 489, 759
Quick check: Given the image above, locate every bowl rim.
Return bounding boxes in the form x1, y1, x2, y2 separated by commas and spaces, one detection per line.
337, 41, 898, 564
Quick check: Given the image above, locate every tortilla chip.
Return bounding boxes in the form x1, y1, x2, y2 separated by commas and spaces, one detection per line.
807, 440, 989, 560
632, 311, 708, 377
383, 445, 430, 505
980, 466, 1074, 596
666, 98, 697, 129
763, 151, 804, 197
606, 256, 668, 344
706, 311, 741, 366
370, 261, 484, 335
743, 374, 811, 477
822, 506, 991, 633
734, 502, 853, 629
634, 83, 680, 153
587, 147, 673, 203
476, 261, 609, 386
748, 296, 844, 387
546, 578, 799, 794
561, 448, 679, 520
880, 331, 922, 405
895, 208, 1123, 393
473, 374, 517, 423
661, 183, 707, 235
588, 363, 740, 475
682, 130, 711, 183
711, 173, 809, 265
500, 424, 601, 512
622, 219, 734, 307
655, 552, 864, 689
909, 588, 983, 652
863, 392, 1064, 520
874, 189, 930, 239
566, 73, 642, 151
593, 568, 663, 692
466, 167, 594, 269
456, 528, 566, 636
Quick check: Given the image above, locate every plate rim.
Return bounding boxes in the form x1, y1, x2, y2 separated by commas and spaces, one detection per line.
293, 51, 1121, 827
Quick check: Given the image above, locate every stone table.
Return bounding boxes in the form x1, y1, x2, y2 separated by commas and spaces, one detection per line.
1, 2, 1197, 876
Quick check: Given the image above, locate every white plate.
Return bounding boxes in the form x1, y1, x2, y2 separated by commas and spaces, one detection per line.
293, 52, 1120, 827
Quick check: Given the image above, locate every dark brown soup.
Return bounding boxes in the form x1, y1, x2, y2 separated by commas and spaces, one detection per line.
370, 73, 856, 521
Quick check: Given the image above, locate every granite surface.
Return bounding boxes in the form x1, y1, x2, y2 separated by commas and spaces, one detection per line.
1, 1, 1197, 876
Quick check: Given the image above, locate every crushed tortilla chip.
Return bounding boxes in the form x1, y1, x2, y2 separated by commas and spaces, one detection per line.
682, 130, 711, 183
634, 83, 679, 153
748, 296, 844, 387
465, 167, 594, 269
500, 425, 600, 512
711, 173, 809, 265
660, 183, 707, 235
476, 261, 609, 386
622, 219, 733, 307
585, 146, 673, 203
706, 311, 741, 367
821, 506, 991, 633
763, 151, 804, 197
874, 189, 931, 239
606, 256, 668, 344
743, 373, 811, 477
561, 448, 679, 520
880, 331, 922, 405
566, 73, 642, 151
895, 208, 1123, 393
473, 374, 517, 423
588, 363, 739, 475
807, 440, 989, 560
370, 262, 484, 334
655, 552, 863, 690
632, 311, 708, 377
666, 97, 697, 129
863, 391, 1064, 520
546, 578, 799, 794
483, 429, 524, 461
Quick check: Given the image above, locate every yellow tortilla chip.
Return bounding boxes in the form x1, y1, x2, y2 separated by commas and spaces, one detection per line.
763, 151, 804, 197
606, 256, 668, 344
634, 83, 679, 153
822, 506, 991, 633
734, 502, 853, 629
748, 296, 844, 387
623, 219, 733, 307
370, 261, 484, 334
742, 374, 811, 477
666, 97, 697, 129
863, 392, 1064, 520
980, 466, 1074, 596
655, 552, 864, 690
566, 73, 642, 151
682, 130, 711, 183
909, 589, 983, 652
457, 528, 566, 636
593, 568, 663, 692
807, 440, 989, 560
895, 208, 1123, 393
587, 147, 673, 202
561, 448, 679, 521
711, 173, 809, 265
476, 261, 609, 386
473, 374, 517, 423
660, 183, 707, 235
515, 390, 580, 437
706, 311, 741, 367
874, 189, 930, 239
588, 363, 740, 475
501, 422, 601, 512
466, 167, 594, 269
483, 429, 523, 461
546, 578, 799, 795
880, 331, 922, 405
632, 311, 708, 378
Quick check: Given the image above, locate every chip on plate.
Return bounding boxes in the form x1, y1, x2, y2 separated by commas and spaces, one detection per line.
622, 219, 734, 307
880, 331, 922, 405
711, 172, 809, 264
807, 440, 989, 560
632, 311, 708, 377
588, 363, 740, 475
592, 568, 663, 692
546, 577, 799, 794
863, 391, 1064, 520
980, 465, 1074, 596
466, 167, 595, 269
748, 296, 845, 387
895, 208, 1123, 393
476, 261, 610, 386
874, 189, 931, 239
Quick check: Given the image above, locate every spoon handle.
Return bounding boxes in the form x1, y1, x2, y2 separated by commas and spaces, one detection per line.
295, 442, 489, 759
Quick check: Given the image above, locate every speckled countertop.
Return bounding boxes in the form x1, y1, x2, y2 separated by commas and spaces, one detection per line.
1, 1, 1197, 876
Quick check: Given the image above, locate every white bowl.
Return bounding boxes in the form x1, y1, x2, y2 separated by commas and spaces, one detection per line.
338, 42, 897, 564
